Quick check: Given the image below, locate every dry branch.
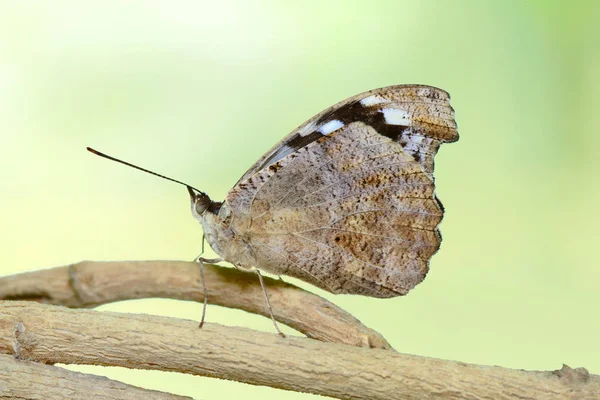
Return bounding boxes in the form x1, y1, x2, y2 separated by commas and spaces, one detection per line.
1, 301, 597, 400
0, 353, 191, 400
0, 260, 390, 349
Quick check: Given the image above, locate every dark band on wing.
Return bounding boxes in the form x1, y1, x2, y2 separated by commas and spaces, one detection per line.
256, 101, 411, 172
256, 131, 323, 172
317, 101, 411, 142
287, 131, 324, 150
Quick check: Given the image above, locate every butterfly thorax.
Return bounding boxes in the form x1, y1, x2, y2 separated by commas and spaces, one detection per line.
201, 203, 258, 270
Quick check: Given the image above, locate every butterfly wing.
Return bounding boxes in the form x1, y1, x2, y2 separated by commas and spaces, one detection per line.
236, 84, 458, 184
225, 85, 457, 297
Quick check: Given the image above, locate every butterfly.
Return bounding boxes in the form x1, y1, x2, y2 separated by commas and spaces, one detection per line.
88, 84, 458, 335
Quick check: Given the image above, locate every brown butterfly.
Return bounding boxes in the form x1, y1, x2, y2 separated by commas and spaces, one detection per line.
89, 84, 458, 336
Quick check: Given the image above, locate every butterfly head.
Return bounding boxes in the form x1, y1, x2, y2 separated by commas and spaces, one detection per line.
187, 186, 213, 218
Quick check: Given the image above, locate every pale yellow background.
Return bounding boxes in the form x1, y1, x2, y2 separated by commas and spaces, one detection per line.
1, 1, 598, 399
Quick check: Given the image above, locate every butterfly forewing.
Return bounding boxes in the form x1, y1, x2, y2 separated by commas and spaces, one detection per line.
218, 84, 458, 297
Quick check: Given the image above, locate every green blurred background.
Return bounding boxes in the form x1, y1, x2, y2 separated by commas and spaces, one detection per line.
1, 0, 598, 398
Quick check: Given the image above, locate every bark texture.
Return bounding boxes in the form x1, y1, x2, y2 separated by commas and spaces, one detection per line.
1, 301, 597, 400
0, 353, 191, 399
0, 260, 391, 350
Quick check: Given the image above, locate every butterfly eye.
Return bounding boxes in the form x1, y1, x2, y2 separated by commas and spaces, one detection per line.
195, 193, 212, 215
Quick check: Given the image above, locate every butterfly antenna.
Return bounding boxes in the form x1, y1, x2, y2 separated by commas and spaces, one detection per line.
86, 147, 206, 194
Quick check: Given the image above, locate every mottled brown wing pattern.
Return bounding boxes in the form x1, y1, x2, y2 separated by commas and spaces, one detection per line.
222, 84, 458, 297
227, 122, 443, 297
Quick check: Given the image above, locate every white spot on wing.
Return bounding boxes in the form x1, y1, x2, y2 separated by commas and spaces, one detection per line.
317, 119, 344, 135
360, 95, 389, 106
382, 108, 411, 125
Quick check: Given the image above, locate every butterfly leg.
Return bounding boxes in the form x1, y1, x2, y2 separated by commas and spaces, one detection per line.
198, 257, 208, 328
256, 269, 286, 338
191, 233, 207, 263
196, 256, 223, 328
